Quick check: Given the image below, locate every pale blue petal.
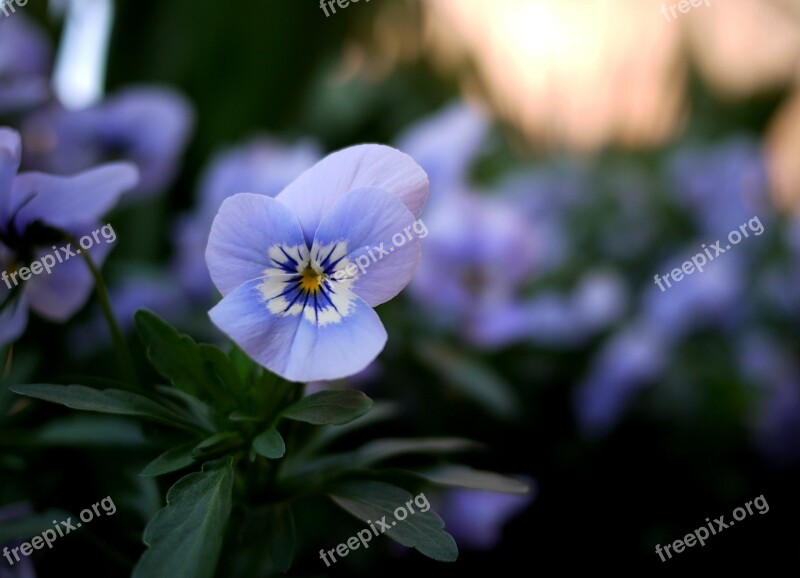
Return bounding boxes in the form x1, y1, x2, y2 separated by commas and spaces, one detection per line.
312, 187, 421, 307
206, 193, 307, 297
276, 144, 429, 244
10, 162, 139, 232
209, 276, 387, 382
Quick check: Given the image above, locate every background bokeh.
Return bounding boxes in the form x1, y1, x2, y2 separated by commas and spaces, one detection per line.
2, 0, 800, 574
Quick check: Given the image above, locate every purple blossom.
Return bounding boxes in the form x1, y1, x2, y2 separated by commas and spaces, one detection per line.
0, 127, 138, 347
470, 270, 628, 348
667, 137, 771, 238
409, 189, 552, 346
21, 86, 192, 199
206, 144, 428, 382
573, 321, 670, 437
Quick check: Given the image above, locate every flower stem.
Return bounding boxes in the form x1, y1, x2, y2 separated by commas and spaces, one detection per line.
72, 239, 139, 390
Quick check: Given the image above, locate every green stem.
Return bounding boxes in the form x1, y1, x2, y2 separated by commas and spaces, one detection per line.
71, 237, 139, 391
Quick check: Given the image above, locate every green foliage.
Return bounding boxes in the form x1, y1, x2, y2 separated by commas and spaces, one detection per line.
134, 458, 235, 578
330, 480, 458, 562
7, 312, 528, 574
281, 390, 374, 425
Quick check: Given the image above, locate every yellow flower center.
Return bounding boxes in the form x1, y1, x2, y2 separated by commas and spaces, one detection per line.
299, 265, 323, 294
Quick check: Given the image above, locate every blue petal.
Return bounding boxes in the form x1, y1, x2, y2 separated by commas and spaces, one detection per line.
312, 187, 422, 307
10, 163, 139, 232
24, 234, 113, 321
209, 276, 387, 382
206, 193, 307, 297
276, 144, 429, 244
0, 127, 22, 223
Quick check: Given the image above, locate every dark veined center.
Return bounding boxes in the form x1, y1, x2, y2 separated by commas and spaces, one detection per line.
299, 265, 324, 294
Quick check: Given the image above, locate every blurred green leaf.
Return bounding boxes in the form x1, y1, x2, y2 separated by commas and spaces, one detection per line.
356, 438, 481, 466
253, 428, 285, 460
412, 465, 531, 494
282, 437, 480, 485
266, 503, 295, 573
134, 458, 235, 578
11, 384, 202, 433
33, 415, 148, 448
281, 390, 373, 425
417, 342, 519, 419
329, 481, 458, 562
141, 441, 198, 477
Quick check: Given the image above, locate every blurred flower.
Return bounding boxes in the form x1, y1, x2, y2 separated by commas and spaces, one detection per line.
667, 137, 771, 238
0, 502, 36, 578
206, 144, 428, 382
175, 137, 320, 301
0, 127, 138, 347
409, 189, 543, 343
442, 489, 533, 550
574, 321, 670, 437
396, 102, 489, 195
0, 15, 52, 115
643, 249, 747, 341
471, 270, 628, 349
737, 332, 800, 465
21, 86, 193, 199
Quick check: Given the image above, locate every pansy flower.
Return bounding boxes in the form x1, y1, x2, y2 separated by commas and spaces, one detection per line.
206, 144, 428, 382
0, 128, 139, 347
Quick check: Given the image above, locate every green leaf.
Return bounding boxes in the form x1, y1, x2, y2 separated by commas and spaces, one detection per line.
267, 503, 295, 572
281, 390, 373, 425
299, 402, 400, 457
417, 342, 519, 419
412, 465, 531, 494
329, 481, 458, 562
192, 432, 243, 458
141, 441, 198, 477
356, 438, 481, 466
281, 437, 480, 483
200, 344, 244, 403
253, 429, 285, 459
33, 415, 148, 448
135, 310, 232, 407
133, 458, 235, 578
10, 384, 201, 433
